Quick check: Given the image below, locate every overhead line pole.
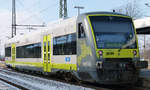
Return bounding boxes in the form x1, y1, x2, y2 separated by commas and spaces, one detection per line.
12, 0, 16, 38
11, 0, 45, 38
59, 0, 68, 18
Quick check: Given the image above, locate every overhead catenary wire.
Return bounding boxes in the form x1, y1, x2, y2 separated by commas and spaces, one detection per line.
17, 1, 58, 24
16, 0, 24, 7
16, 0, 45, 24
23, 0, 41, 11
1, 0, 72, 39
0, 0, 10, 7
10, 0, 58, 37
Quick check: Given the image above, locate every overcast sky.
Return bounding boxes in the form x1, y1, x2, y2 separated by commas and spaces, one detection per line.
0, 0, 150, 56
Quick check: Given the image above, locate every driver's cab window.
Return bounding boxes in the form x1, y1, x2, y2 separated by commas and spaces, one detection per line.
78, 23, 86, 38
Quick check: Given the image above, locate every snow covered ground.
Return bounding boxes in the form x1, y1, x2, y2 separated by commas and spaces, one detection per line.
0, 69, 93, 90
0, 80, 20, 90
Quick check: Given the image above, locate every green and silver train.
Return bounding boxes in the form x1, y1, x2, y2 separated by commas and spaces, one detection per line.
5, 12, 148, 84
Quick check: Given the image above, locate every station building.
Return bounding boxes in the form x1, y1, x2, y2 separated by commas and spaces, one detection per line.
134, 17, 150, 65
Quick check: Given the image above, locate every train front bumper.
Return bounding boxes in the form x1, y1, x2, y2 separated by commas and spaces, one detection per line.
95, 59, 148, 84
96, 59, 148, 70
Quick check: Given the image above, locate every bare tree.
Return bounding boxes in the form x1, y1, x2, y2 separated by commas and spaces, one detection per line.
145, 2, 150, 7
113, 0, 143, 19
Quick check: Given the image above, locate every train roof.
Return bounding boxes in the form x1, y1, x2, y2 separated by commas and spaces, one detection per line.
5, 11, 130, 47
5, 16, 77, 47
134, 17, 150, 34
5, 29, 45, 47
134, 17, 150, 29
81, 11, 130, 17
46, 16, 77, 29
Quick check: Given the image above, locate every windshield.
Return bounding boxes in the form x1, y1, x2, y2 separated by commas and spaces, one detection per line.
89, 16, 137, 49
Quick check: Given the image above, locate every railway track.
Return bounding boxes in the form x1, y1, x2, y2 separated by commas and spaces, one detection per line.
15, 69, 150, 90
0, 77, 28, 90
0, 67, 95, 90
0, 62, 149, 90
0, 67, 148, 90
0, 67, 113, 90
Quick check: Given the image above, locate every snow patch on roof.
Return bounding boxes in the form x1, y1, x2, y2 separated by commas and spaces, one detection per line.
134, 17, 150, 29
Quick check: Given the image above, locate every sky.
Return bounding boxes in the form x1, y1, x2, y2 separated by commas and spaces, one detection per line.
0, 0, 150, 56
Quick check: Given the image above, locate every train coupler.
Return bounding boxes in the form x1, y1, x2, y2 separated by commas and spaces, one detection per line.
96, 61, 103, 70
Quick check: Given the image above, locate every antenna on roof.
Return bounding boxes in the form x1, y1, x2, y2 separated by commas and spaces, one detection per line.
113, 9, 115, 12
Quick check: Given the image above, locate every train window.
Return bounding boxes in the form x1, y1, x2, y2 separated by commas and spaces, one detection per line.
53, 33, 76, 55
78, 23, 86, 38
5, 47, 11, 57
16, 43, 41, 58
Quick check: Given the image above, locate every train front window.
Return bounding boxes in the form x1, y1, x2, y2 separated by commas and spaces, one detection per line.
89, 16, 137, 49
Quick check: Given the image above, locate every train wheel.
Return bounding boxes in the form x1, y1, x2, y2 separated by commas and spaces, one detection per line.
64, 72, 73, 82
134, 78, 143, 87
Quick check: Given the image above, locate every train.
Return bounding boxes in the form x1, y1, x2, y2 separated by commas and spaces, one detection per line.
5, 12, 148, 85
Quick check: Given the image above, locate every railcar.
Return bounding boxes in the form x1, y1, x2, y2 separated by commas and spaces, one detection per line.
5, 12, 148, 84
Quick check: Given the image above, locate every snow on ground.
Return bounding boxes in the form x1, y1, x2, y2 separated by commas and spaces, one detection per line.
0, 69, 93, 90
0, 80, 20, 90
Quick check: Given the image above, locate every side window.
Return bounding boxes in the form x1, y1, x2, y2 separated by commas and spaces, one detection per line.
5, 47, 11, 57
16, 43, 41, 58
78, 23, 86, 38
53, 33, 76, 55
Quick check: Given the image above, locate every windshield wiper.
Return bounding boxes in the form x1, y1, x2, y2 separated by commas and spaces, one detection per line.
118, 36, 136, 52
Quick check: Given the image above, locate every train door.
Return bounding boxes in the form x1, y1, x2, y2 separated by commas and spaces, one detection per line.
11, 43, 16, 68
43, 35, 51, 72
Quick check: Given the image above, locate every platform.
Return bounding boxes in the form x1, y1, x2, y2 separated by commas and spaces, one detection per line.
140, 69, 150, 88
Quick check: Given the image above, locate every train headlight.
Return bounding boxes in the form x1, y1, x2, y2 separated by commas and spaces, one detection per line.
98, 50, 103, 56
133, 50, 137, 56
98, 50, 103, 59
